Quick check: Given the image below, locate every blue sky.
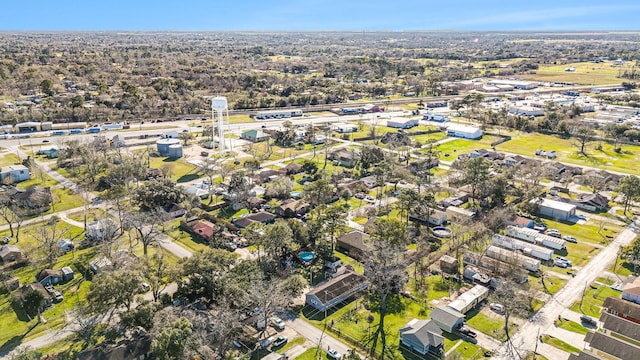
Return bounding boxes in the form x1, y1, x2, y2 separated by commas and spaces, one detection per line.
1, 0, 639, 31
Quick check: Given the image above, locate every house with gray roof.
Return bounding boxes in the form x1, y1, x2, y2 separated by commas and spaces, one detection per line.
430, 306, 465, 333
399, 318, 444, 356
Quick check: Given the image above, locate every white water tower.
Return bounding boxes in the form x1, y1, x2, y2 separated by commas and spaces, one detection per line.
211, 96, 230, 157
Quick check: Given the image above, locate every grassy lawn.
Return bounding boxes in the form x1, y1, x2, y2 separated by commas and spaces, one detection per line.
529, 272, 566, 295
423, 135, 502, 159
538, 219, 620, 246
541, 335, 581, 354
495, 132, 640, 175
148, 156, 200, 183
16, 172, 59, 189
569, 279, 622, 318
452, 341, 487, 360
465, 309, 516, 342
296, 347, 329, 360
47, 188, 85, 214
276, 336, 305, 354
332, 252, 364, 275
521, 61, 626, 85
554, 318, 589, 335
66, 208, 110, 223
0, 152, 21, 167
163, 219, 210, 254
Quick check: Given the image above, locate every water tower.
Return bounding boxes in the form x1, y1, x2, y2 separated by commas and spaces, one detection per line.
211, 96, 230, 157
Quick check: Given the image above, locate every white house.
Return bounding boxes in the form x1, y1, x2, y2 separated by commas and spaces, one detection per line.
622, 277, 640, 305
0, 165, 30, 184
445, 124, 482, 140
387, 117, 419, 129
333, 123, 358, 133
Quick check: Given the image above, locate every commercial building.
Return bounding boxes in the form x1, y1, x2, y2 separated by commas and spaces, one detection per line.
487, 79, 537, 90
445, 124, 483, 140
386, 117, 419, 129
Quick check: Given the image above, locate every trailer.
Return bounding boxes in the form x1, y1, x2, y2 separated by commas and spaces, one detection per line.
51, 130, 67, 136
491, 234, 553, 261
485, 245, 541, 272
505, 226, 538, 244
448, 285, 490, 314
256, 109, 303, 120
86, 127, 101, 133
537, 234, 566, 251
69, 129, 84, 134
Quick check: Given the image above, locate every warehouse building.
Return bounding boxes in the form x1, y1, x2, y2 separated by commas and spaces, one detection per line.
445, 124, 483, 140
534, 198, 577, 221
387, 117, 419, 129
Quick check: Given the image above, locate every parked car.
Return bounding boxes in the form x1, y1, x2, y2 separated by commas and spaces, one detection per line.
365, 196, 375, 202
563, 235, 578, 243
554, 259, 568, 268
272, 335, 288, 348
576, 214, 587, 220
271, 317, 285, 330
141, 282, 150, 292
260, 337, 274, 349
580, 315, 597, 326
1, 236, 10, 244
533, 224, 547, 231
250, 307, 262, 316
327, 348, 342, 360
490, 303, 505, 314
458, 327, 477, 338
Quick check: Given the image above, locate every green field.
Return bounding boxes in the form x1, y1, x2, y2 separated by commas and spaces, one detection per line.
148, 156, 200, 183
495, 133, 640, 175
541, 335, 581, 354
521, 61, 627, 85
465, 309, 516, 342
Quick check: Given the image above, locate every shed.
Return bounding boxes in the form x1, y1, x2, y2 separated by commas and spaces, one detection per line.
0, 245, 25, 263
439, 255, 459, 274
448, 285, 490, 314
534, 198, 576, 221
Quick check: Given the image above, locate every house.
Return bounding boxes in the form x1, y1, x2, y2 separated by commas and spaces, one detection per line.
20, 283, 52, 309
430, 306, 466, 332
534, 198, 576, 221
77, 334, 152, 360
329, 149, 358, 168
89, 257, 113, 273
0, 244, 25, 263
409, 208, 448, 226
86, 219, 119, 242
445, 124, 482, 140
255, 169, 281, 183
360, 175, 378, 188
274, 199, 308, 217
305, 271, 368, 312
241, 129, 270, 142
232, 211, 276, 229
246, 196, 266, 210
282, 162, 303, 175
623, 277, 640, 305
448, 285, 490, 314
161, 203, 186, 218
336, 230, 371, 260
504, 155, 527, 166
386, 117, 419, 129
439, 255, 459, 274
58, 239, 74, 252
0, 165, 30, 184
446, 206, 475, 221
571, 193, 610, 211
507, 216, 534, 228
36, 267, 74, 286
191, 220, 216, 240
36, 269, 63, 286
333, 123, 358, 133
399, 319, 444, 356
1, 186, 52, 216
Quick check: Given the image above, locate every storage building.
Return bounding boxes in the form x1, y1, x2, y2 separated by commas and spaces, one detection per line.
535, 198, 576, 221
485, 245, 541, 272
445, 124, 483, 140
387, 117, 419, 129
156, 138, 181, 156
448, 285, 490, 314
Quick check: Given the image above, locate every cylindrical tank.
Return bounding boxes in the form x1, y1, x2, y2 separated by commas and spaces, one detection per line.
156, 138, 181, 156
168, 144, 183, 158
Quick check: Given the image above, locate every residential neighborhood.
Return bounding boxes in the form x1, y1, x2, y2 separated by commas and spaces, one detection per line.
1, 26, 640, 360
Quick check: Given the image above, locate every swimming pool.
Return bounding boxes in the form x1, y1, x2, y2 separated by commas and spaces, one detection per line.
290, 191, 302, 197
298, 251, 315, 263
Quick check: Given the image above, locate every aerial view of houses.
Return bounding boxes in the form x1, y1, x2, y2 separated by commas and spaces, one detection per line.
1, 5, 640, 360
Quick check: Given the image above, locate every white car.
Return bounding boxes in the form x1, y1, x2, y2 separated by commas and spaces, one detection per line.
563, 235, 578, 243
490, 303, 505, 313
271, 317, 285, 330
327, 348, 342, 359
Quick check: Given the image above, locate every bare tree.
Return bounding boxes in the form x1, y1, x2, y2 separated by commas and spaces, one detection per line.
124, 210, 166, 257
30, 216, 72, 268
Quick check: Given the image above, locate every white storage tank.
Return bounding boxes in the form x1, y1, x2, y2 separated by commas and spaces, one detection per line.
157, 138, 181, 156
168, 144, 183, 158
